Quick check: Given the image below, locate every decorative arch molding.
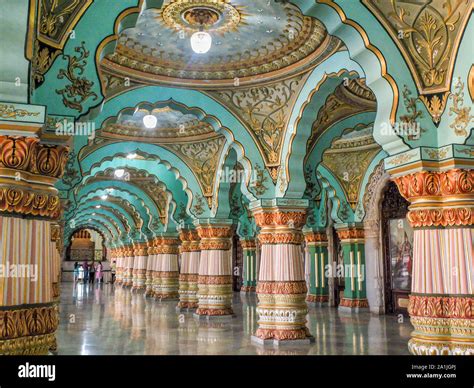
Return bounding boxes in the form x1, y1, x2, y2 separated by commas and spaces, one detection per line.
65, 226, 108, 250
81, 169, 174, 227
280, 51, 365, 197
65, 221, 114, 247
73, 199, 134, 234
71, 207, 128, 239
81, 85, 269, 201
72, 213, 122, 242
81, 151, 193, 219
74, 187, 151, 235
291, 0, 409, 155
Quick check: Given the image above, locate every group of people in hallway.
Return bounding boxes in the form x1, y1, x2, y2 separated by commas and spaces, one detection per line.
73, 261, 104, 284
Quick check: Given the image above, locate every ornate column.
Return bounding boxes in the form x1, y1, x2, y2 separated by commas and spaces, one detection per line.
154, 236, 180, 300
195, 221, 234, 317
132, 242, 148, 293
178, 229, 200, 310
122, 245, 134, 287
115, 248, 124, 286
304, 230, 329, 305
251, 201, 313, 344
240, 238, 257, 293
145, 241, 156, 297
0, 135, 68, 355
336, 225, 369, 311
393, 168, 473, 355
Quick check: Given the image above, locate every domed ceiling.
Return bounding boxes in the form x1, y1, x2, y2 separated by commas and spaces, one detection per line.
100, 0, 341, 88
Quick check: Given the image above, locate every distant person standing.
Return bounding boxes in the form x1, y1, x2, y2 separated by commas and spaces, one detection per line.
96, 262, 103, 283
89, 261, 95, 284
111, 260, 116, 284
83, 262, 89, 284
78, 264, 84, 283
73, 262, 79, 283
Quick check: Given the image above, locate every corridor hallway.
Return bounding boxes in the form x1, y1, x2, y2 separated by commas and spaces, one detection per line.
57, 282, 411, 355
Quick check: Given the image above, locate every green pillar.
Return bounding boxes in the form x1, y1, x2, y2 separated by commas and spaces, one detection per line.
336, 225, 368, 311
240, 238, 257, 292
304, 231, 329, 304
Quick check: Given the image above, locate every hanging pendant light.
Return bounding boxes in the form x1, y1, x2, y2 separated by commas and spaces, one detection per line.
190, 29, 212, 54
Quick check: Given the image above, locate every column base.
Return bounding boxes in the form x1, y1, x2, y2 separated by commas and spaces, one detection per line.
240, 285, 256, 293
177, 301, 199, 311
338, 298, 369, 312
154, 294, 179, 301
131, 286, 146, 293
408, 337, 474, 355
251, 335, 315, 347
306, 294, 329, 306
193, 312, 235, 321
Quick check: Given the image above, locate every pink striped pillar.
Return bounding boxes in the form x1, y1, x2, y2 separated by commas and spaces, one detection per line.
394, 169, 473, 355
251, 204, 313, 343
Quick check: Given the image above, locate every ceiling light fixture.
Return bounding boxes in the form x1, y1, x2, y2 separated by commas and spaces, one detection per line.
114, 169, 125, 178
101, 194, 108, 200
96, 205, 101, 208
143, 114, 157, 128
127, 153, 137, 159
191, 30, 212, 54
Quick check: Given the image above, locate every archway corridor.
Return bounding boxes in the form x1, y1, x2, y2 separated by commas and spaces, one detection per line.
0, 0, 472, 378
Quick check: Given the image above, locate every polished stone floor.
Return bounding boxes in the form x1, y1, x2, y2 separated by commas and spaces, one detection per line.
56, 282, 413, 355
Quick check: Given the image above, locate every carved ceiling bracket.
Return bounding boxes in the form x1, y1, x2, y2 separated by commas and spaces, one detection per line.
27, 0, 93, 90
363, 0, 473, 125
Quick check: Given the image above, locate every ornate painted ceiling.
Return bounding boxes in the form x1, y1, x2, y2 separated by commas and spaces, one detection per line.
1, 0, 470, 247
100, 0, 341, 88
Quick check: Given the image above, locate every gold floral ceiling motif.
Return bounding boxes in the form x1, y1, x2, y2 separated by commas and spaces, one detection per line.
306, 78, 376, 155
322, 124, 381, 210
99, 0, 341, 88
363, 0, 473, 124
161, 135, 227, 206
209, 72, 310, 181
27, 0, 93, 88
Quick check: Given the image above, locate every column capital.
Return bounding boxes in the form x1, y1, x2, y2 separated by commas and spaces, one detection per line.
240, 238, 257, 250
393, 168, 473, 227
303, 229, 328, 245
0, 135, 69, 220
179, 228, 200, 252
335, 223, 365, 242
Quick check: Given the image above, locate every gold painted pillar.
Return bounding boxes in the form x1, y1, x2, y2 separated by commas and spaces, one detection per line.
178, 229, 200, 310
0, 135, 68, 355
154, 236, 180, 300
115, 248, 124, 286
195, 223, 234, 317
251, 203, 313, 343
393, 168, 474, 355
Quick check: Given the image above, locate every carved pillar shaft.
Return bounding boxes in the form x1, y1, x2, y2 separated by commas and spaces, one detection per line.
154, 237, 180, 300
0, 135, 68, 355
122, 246, 134, 287
394, 168, 474, 355
115, 249, 124, 285
145, 243, 157, 297
336, 226, 369, 310
132, 242, 148, 292
240, 238, 257, 293
178, 229, 200, 309
195, 224, 233, 316
304, 231, 329, 304
252, 206, 312, 342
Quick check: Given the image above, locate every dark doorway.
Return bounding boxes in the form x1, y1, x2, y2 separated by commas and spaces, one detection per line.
381, 181, 413, 315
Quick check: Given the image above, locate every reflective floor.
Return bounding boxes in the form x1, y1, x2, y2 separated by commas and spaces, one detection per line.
57, 282, 413, 355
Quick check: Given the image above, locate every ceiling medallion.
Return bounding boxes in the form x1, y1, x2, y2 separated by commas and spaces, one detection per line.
161, 1, 242, 35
